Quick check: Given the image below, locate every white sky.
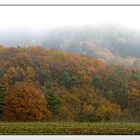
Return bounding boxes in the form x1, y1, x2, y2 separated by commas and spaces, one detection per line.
0, 6, 140, 31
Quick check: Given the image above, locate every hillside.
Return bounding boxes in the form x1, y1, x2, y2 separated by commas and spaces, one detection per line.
0, 46, 140, 122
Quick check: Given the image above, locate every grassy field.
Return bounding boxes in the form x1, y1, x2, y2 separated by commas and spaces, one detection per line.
0, 122, 140, 135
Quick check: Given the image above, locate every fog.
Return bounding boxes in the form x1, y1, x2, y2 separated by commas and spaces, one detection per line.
1, 6, 140, 62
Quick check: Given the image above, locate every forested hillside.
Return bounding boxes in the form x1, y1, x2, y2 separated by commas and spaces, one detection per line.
0, 46, 140, 122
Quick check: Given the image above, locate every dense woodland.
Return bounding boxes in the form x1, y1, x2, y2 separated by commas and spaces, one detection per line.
0, 45, 140, 122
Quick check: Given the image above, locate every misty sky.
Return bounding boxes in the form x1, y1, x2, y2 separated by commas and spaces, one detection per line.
0, 6, 140, 31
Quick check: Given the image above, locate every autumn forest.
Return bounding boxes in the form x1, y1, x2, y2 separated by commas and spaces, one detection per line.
0, 45, 139, 122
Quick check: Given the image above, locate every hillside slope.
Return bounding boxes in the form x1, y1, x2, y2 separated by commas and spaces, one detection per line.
0, 46, 140, 121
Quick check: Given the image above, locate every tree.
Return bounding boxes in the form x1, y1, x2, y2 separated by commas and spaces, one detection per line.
4, 82, 52, 121
45, 90, 61, 115
59, 71, 79, 88
0, 66, 6, 78
92, 75, 104, 91
128, 89, 140, 121
106, 66, 129, 109
0, 84, 5, 119
130, 70, 140, 81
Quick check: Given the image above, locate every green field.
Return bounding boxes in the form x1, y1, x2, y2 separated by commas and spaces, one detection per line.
0, 122, 140, 135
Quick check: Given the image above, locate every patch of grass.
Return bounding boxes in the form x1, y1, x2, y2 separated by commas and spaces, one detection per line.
0, 122, 140, 135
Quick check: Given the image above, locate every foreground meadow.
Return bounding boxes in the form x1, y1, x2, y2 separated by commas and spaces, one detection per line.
0, 122, 140, 135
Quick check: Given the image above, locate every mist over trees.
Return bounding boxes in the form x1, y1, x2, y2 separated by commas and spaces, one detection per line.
1, 24, 140, 67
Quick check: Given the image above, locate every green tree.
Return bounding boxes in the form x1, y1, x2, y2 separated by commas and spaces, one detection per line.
60, 71, 79, 88
45, 90, 61, 115
92, 75, 104, 91
130, 70, 140, 81
107, 67, 129, 109
0, 84, 5, 119
0, 67, 6, 78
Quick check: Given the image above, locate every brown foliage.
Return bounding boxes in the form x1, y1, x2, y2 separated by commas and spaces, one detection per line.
4, 82, 52, 121
0, 46, 137, 121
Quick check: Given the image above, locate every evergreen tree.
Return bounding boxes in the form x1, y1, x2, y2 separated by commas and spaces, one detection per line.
0, 84, 5, 119
92, 75, 104, 91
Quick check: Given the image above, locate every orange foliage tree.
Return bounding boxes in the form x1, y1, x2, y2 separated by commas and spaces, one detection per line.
4, 82, 52, 121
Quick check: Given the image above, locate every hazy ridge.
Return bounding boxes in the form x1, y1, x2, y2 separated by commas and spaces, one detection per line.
1, 24, 140, 67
